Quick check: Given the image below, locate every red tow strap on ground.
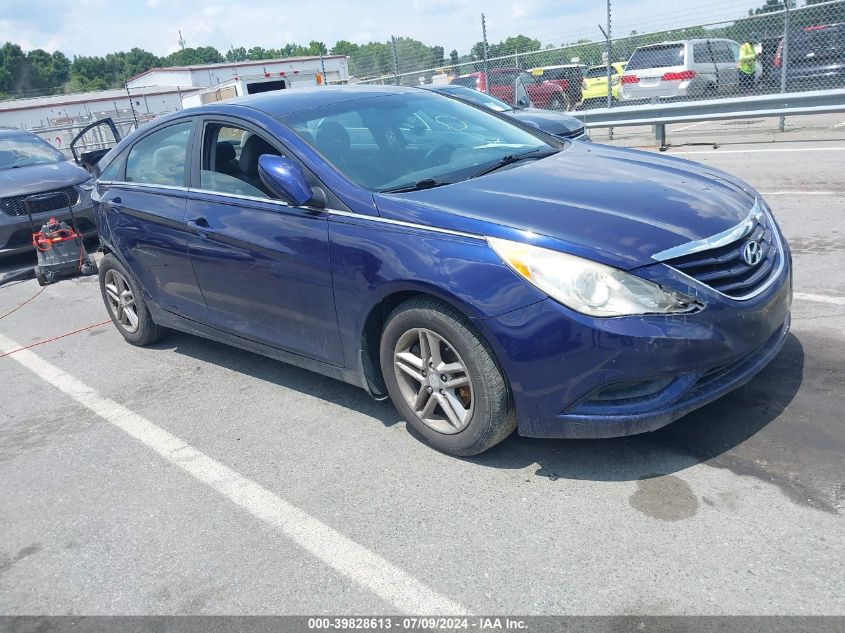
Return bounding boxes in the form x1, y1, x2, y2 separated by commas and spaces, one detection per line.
0, 281, 111, 358
0, 320, 112, 358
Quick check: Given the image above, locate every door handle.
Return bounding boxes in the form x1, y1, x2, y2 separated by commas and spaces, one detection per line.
187, 218, 215, 236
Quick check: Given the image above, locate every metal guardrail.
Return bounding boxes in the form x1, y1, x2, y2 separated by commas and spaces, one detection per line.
578, 89, 845, 148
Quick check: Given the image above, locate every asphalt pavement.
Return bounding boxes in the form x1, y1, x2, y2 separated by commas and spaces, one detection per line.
0, 135, 843, 617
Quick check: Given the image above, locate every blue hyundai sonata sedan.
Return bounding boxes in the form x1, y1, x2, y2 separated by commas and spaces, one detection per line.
90, 85, 791, 455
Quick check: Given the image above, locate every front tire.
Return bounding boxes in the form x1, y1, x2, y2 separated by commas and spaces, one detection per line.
99, 254, 166, 346
380, 296, 516, 456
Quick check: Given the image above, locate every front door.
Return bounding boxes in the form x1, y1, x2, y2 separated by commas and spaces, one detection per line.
184, 119, 344, 366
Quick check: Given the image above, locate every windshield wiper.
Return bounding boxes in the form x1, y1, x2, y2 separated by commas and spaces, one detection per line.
468, 147, 558, 179
380, 178, 450, 193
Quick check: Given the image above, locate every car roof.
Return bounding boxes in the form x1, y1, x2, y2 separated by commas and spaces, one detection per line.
633, 38, 735, 48
531, 64, 586, 70
228, 84, 423, 116
0, 127, 39, 139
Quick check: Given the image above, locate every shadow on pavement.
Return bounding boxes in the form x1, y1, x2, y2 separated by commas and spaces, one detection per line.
158, 330, 806, 489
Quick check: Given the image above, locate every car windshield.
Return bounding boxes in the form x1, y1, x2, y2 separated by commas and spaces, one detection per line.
626, 44, 685, 70
435, 86, 514, 112
282, 92, 554, 192
0, 133, 65, 170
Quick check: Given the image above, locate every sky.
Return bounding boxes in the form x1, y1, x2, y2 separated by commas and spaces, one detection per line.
1, 0, 768, 58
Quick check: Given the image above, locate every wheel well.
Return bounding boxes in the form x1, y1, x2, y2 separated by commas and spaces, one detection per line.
359, 290, 485, 398
359, 291, 421, 397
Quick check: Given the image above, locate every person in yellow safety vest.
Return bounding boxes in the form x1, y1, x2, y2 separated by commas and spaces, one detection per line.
738, 33, 758, 93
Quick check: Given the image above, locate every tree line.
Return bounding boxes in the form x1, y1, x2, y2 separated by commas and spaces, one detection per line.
0, 33, 549, 99
1, 0, 841, 98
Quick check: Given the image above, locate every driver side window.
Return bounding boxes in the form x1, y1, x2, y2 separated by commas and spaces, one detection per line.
199, 123, 283, 199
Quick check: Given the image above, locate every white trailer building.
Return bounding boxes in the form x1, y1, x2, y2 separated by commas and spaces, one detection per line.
126, 55, 349, 91
0, 54, 350, 154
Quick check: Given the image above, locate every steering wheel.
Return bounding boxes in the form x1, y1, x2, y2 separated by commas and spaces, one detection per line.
422, 144, 456, 168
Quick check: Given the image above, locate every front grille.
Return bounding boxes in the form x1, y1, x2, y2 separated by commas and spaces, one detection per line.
666, 211, 781, 299
0, 186, 79, 217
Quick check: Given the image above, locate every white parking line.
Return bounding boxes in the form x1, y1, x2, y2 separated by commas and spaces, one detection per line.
0, 332, 468, 615
759, 191, 843, 195
669, 147, 845, 155
673, 121, 709, 132
794, 293, 845, 306
833, 121, 845, 128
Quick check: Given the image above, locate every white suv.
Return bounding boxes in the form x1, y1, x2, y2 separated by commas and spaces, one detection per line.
619, 38, 760, 101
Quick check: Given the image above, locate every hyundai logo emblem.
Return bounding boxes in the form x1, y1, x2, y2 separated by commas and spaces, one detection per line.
742, 240, 763, 266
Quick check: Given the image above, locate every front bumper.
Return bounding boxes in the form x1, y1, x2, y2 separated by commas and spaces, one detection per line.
0, 195, 96, 257
478, 253, 792, 439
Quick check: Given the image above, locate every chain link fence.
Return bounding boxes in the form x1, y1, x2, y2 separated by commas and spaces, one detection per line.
355, 1, 845, 113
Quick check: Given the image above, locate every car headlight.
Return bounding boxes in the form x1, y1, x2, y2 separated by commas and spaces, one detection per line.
488, 237, 701, 317
78, 177, 95, 192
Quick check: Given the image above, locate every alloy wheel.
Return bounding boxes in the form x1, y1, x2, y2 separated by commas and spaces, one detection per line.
104, 269, 139, 334
393, 328, 474, 434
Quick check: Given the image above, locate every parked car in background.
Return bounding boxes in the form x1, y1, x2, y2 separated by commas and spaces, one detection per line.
527, 64, 586, 109
424, 84, 588, 140
619, 39, 760, 101
773, 23, 845, 90
450, 68, 569, 110
580, 62, 627, 106
0, 127, 97, 257
90, 85, 791, 456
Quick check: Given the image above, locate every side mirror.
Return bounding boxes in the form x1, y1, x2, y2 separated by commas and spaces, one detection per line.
258, 154, 313, 206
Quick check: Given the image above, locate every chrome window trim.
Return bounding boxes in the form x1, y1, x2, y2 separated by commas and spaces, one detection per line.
108, 180, 188, 192
651, 198, 764, 262
188, 187, 286, 206
101, 181, 480, 239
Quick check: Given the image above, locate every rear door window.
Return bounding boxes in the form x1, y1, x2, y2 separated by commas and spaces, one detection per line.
125, 122, 192, 187
711, 41, 735, 63
626, 44, 685, 70
693, 43, 713, 64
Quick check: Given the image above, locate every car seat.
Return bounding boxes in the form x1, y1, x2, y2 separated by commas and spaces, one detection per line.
239, 135, 280, 193
214, 141, 240, 176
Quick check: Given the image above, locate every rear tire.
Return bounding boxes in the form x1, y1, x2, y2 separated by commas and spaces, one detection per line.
380, 296, 516, 456
34, 266, 46, 286
98, 254, 166, 346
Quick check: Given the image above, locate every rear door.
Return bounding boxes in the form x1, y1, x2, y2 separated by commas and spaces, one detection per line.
99, 118, 208, 322
184, 117, 344, 366
711, 41, 740, 93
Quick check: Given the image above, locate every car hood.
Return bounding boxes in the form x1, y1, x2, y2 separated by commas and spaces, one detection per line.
0, 160, 89, 198
509, 108, 585, 135
374, 142, 758, 270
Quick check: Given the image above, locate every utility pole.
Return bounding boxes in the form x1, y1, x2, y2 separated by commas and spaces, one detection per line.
481, 13, 490, 94
320, 52, 327, 86
779, 1, 791, 132
177, 30, 186, 50
597, 1, 614, 139
124, 82, 138, 128
390, 36, 400, 85
605, 0, 612, 110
